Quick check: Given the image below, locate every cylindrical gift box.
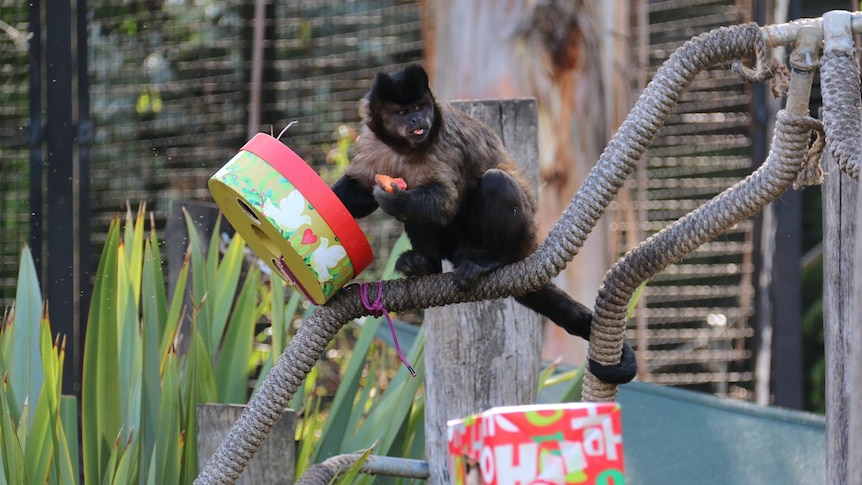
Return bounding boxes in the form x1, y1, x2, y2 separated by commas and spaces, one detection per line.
209, 133, 372, 304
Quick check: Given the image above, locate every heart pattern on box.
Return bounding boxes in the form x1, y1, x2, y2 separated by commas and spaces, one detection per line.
301, 228, 318, 245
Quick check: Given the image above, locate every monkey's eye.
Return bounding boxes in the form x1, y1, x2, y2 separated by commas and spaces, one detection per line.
414, 104, 422, 111
397, 109, 409, 116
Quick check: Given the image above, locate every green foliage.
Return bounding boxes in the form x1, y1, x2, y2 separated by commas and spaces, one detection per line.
318, 124, 358, 184
2, 204, 612, 484
0, 247, 78, 484
2, 205, 271, 484
80, 205, 269, 484
801, 251, 825, 413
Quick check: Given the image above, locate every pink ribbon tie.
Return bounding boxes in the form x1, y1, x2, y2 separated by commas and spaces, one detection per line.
356, 281, 416, 377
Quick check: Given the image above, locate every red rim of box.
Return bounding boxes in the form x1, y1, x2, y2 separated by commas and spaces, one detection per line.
241, 133, 373, 274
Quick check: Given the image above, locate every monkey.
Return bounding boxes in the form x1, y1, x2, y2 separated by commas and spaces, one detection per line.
331, 64, 636, 384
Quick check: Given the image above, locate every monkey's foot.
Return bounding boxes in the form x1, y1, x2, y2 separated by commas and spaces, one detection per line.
452, 258, 505, 290
395, 250, 442, 277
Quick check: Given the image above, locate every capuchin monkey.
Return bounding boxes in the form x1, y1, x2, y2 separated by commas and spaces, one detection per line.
331, 64, 636, 384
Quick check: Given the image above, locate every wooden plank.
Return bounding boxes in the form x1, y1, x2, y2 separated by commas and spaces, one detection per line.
850, 153, 862, 485
823, 151, 856, 485
423, 99, 542, 484
197, 404, 296, 484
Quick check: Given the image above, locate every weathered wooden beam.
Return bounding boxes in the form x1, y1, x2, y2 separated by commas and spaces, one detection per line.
849, 139, 862, 485
823, 143, 856, 485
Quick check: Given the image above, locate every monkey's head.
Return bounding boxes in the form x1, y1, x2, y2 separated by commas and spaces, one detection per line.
363, 64, 439, 152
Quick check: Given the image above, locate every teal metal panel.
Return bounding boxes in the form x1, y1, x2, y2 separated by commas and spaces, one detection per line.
536, 380, 824, 483
616, 382, 825, 484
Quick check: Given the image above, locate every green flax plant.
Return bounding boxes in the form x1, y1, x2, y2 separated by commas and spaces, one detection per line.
2, 204, 271, 484
0, 246, 78, 484
81, 205, 267, 484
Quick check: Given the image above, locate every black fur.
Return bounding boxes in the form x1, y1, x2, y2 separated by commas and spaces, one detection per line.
330, 175, 377, 219
332, 64, 637, 385
369, 65, 431, 106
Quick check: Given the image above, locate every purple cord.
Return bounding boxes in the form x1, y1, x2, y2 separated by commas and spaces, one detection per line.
357, 281, 416, 377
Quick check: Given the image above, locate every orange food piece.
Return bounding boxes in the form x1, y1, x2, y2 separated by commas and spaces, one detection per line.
375, 174, 408, 192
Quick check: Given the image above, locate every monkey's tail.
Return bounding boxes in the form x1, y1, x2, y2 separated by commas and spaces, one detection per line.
515, 284, 637, 384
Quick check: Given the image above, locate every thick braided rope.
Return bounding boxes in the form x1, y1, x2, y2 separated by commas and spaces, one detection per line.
195, 23, 761, 485
295, 454, 359, 485
504, 24, 762, 293
820, 49, 862, 180
195, 300, 360, 484
582, 111, 821, 402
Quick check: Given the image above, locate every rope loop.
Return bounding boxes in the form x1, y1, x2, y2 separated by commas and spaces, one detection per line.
793, 119, 826, 189
295, 454, 359, 485
731, 29, 771, 81
730, 30, 790, 97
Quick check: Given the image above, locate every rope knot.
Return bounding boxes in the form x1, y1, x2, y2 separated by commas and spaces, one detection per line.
792, 116, 826, 189
352, 281, 417, 377
730, 29, 790, 97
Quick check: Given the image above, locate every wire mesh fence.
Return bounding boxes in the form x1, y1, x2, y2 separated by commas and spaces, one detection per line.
0, 0, 423, 308
0, 2, 32, 307
614, 0, 756, 396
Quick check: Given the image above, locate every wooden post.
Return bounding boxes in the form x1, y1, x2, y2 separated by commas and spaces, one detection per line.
823, 148, 856, 485
849, 141, 862, 485
197, 404, 297, 484
423, 99, 542, 484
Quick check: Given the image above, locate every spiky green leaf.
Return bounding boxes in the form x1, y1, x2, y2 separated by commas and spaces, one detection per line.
209, 234, 245, 354
7, 246, 43, 426
81, 220, 123, 485
215, 267, 261, 403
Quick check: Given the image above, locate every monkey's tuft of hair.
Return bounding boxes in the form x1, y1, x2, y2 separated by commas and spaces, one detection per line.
368, 64, 432, 107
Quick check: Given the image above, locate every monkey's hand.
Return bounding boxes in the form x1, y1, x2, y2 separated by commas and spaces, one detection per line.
372, 182, 453, 227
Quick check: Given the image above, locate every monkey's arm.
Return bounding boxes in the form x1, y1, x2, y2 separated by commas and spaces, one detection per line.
331, 175, 379, 218
372, 182, 457, 227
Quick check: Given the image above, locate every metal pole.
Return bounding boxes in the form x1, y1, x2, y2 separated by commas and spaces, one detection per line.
28, 0, 43, 273
75, 0, 92, 397
45, 0, 77, 394
247, 0, 266, 138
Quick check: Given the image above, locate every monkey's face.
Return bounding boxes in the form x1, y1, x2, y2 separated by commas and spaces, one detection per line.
365, 65, 439, 151
379, 100, 435, 148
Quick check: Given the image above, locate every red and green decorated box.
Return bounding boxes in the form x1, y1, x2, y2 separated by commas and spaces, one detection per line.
447, 402, 625, 485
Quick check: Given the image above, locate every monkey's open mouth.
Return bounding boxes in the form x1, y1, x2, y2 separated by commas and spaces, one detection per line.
412, 128, 425, 136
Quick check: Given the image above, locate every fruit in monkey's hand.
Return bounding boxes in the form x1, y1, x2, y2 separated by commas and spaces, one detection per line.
374, 174, 408, 192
